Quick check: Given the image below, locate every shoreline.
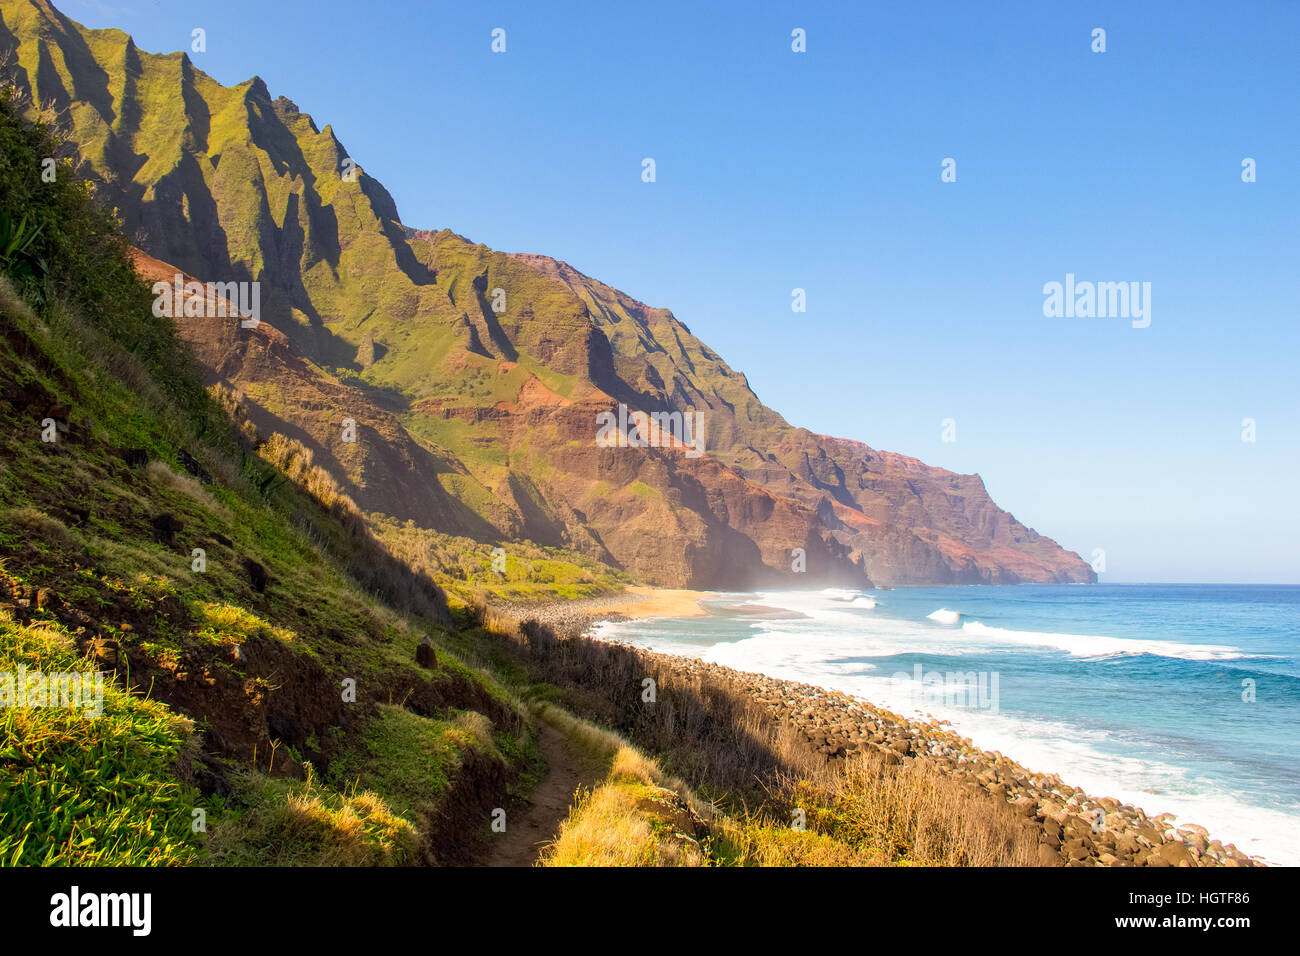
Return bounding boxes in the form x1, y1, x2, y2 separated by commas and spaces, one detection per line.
592, 585, 712, 620
499, 587, 1266, 868
493, 586, 710, 633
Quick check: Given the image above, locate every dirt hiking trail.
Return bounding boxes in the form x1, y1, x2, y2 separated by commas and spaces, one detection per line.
481, 722, 598, 867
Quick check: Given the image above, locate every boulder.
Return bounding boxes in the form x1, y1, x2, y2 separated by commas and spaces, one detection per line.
243, 557, 270, 593
415, 640, 438, 669
1155, 842, 1195, 867
151, 512, 184, 545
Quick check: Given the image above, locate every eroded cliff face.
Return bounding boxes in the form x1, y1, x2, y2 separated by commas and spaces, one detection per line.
511, 252, 1095, 587
128, 250, 491, 537
130, 249, 866, 588
755, 436, 1096, 586
4, 0, 1094, 588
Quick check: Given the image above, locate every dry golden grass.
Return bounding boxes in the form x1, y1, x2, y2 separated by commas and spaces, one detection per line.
493, 621, 833, 799
145, 460, 230, 520
0, 506, 83, 553
536, 704, 710, 868
205, 769, 419, 867
717, 747, 1039, 867
814, 750, 1039, 866
0, 274, 36, 324
207, 383, 260, 446
695, 748, 1036, 867
536, 703, 647, 775
258, 433, 361, 519
542, 784, 667, 867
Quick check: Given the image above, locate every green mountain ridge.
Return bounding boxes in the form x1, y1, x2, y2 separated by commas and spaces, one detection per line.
0, 79, 540, 864
0, 0, 1094, 588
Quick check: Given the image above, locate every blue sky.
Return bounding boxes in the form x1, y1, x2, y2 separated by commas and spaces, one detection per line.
65, 0, 1299, 582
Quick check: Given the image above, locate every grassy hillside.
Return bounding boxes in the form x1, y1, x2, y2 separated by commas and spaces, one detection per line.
0, 83, 534, 865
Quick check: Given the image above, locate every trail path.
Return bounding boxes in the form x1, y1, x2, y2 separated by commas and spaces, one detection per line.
482, 722, 596, 867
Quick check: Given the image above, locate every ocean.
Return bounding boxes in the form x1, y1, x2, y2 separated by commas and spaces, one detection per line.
588, 583, 1300, 865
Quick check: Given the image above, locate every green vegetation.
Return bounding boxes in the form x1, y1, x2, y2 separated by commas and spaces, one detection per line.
327, 705, 497, 819
191, 601, 295, 649
203, 768, 419, 867
0, 616, 198, 866
0, 83, 528, 866
627, 481, 660, 500
369, 515, 630, 604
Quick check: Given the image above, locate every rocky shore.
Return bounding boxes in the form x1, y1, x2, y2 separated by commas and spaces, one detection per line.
506, 597, 1265, 868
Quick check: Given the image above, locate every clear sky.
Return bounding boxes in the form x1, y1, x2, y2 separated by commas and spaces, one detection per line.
64, 0, 1299, 583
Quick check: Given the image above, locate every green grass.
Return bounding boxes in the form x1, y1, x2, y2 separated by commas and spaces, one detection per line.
191, 601, 296, 648
0, 615, 200, 866
627, 481, 660, 500
326, 705, 497, 820
203, 766, 418, 867
367, 514, 630, 604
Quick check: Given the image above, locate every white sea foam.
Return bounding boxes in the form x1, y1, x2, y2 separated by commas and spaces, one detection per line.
927, 608, 962, 625
959, 620, 1248, 661
849, 596, 877, 609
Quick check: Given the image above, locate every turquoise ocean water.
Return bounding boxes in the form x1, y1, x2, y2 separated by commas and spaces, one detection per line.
590, 584, 1300, 865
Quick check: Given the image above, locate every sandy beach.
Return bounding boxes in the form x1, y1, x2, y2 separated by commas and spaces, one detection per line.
594, 586, 711, 620
493, 586, 711, 635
